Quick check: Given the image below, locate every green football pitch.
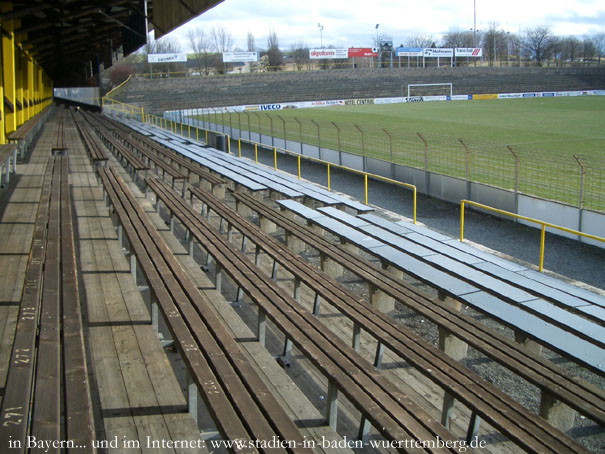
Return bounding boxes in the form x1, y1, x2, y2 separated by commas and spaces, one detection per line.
196, 96, 605, 211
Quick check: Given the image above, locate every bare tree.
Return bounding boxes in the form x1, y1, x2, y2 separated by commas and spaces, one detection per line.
442, 30, 474, 48
211, 26, 233, 73
247, 32, 256, 52
212, 26, 233, 53
593, 33, 605, 64
405, 34, 435, 48
523, 26, 554, 66
291, 41, 310, 70
582, 37, 597, 63
266, 29, 283, 71
481, 23, 508, 66
144, 36, 183, 75
187, 28, 214, 75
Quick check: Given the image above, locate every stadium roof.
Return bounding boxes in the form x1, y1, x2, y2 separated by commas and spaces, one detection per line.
2, 0, 223, 87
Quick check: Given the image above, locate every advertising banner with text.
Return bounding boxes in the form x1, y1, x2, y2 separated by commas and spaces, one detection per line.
222, 51, 259, 63
309, 48, 349, 59
348, 47, 378, 57
395, 47, 423, 57
455, 48, 483, 57
148, 53, 187, 63
423, 48, 454, 57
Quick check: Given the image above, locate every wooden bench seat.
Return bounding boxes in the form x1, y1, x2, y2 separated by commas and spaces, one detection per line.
231, 191, 605, 436
74, 115, 109, 165
0, 155, 95, 452
6, 107, 51, 156
97, 167, 311, 453
94, 127, 148, 177
144, 177, 496, 453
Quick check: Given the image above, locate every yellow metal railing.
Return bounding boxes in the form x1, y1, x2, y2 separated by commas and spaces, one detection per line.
460, 199, 605, 272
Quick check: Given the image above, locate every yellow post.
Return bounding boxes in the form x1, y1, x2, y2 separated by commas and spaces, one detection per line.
188, 124, 191, 138
539, 224, 546, 272
0, 86, 4, 144
16, 52, 24, 127
297, 155, 301, 180
141, 107, 145, 122
205, 130, 208, 144
196, 128, 199, 141
238, 139, 241, 158
460, 201, 465, 242
273, 147, 277, 170
254, 143, 258, 163
228, 135, 231, 154
413, 187, 417, 224
26, 57, 34, 121
2, 19, 17, 134
327, 164, 331, 191
364, 174, 368, 205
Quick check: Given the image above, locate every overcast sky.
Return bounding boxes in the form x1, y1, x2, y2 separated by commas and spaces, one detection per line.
163, 0, 605, 52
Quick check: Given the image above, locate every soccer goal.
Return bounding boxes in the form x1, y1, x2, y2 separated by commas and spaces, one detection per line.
407, 83, 453, 98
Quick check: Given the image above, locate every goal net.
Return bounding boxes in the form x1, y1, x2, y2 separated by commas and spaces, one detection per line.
407, 83, 453, 98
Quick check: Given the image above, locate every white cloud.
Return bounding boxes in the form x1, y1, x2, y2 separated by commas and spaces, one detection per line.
163, 0, 605, 52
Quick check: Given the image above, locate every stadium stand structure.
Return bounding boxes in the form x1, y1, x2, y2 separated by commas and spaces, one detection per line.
111, 67, 605, 114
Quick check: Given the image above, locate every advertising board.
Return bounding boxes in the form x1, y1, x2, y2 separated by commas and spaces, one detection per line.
423, 48, 454, 57
148, 53, 187, 63
222, 51, 259, 63
348, 47, 378, 57
395, 47, 423, 57
455, 48, 483, 57
309, 48, 349, 59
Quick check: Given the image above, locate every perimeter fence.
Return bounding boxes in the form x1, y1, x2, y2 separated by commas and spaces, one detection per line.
190, 109, 605, 212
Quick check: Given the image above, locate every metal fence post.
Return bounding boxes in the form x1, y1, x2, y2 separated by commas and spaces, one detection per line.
311, 119, 321, 160
266, 113, 274, 147
507, 145, 519, 214
332, 121, 342, 165
459, 138, 471, 199
417, 132, 429, 194
573, 154, 585, 238
383, 128, 393, 179
294, 117, 303, 154
354, 124, 365, 172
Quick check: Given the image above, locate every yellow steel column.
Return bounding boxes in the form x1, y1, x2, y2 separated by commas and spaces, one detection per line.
2, 15, 17, 134
27, 57, 34, 120
0, 86, 5, 144
15, 50, 24, 126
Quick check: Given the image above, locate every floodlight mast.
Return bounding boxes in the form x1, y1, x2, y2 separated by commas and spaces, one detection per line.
376, 24, 380, 68
318, 23, 324, 48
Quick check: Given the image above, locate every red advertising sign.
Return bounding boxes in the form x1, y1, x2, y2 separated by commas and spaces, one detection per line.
348, 47, 378, 58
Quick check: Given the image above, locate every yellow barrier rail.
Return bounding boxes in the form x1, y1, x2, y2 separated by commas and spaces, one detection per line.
144, 114, 417, 223
460, 199, 605, 272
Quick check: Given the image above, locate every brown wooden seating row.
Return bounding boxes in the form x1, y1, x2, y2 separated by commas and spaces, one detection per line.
147, 177, 592, 454
0, 155, 95, 453
52, 107, 67, 152
6, 106, 51, 157
142, 176, 479, 454
93, 126, 148, 178
97, 167, 311, 454
0, 143, 18, 188
98, 113, 226, 194
103, 126, 188, 192
73, 113, 108, 165
229, 191, 605, 434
